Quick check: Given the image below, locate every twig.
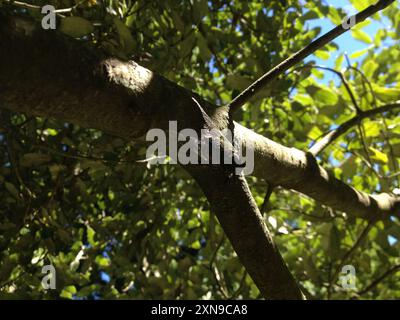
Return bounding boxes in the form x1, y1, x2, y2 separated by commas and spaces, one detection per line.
0, 112, 34, 199
332, 220, 375, 283
260, 182, 274, 215
198, 22, 228, 75
7, 0, 88, 13
358, 264, 400, 295
357, 123, 373, 169
347, 65, 400, 185
348, 66, 378, 108
229, 271, 247, 299
294, 65, 361, 113
227, 0, 395, 114
309, 102, 400, 156
207, 235, 229, 298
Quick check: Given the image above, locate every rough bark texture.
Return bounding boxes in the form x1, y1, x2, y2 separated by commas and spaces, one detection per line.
0, 14, 304, 300
236, 124, 400, 220
187, 164, 304, 299
1, 14, 399, 298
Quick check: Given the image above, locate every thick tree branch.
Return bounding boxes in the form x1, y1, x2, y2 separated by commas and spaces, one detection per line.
227, 0, 395, 114
1, 13, 400, 298
236, 124, 400, 220
1, 13, 399, 222
0, 14, 305, 299
187, 165, 304, 299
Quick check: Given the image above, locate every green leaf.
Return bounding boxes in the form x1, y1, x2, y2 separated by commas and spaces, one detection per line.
60, 286, 77, 299
308, 126, 323, 140
335, 54, 344, 70
44, 128, 58, 136
314, 87, 338, 106
350, 48, 368, 59
20, 153, 51, 167
197, 34, 212, 61
319, 223, 341, 259
294, 94, 314, 106
369, 147, 388, 164
341, 155, 357, 178
314, 50, 330, 60
301, 10, 320, 21
363, 121, 381, 138
170, 10, 185, 32
87, 225, 96, 246
60, 17, 94, 38
350, 0, 374, 11
187, 218, 200, 229
113, 18, 136, 55
5, 182, 20, 200
352, 20, 371, 31
374, 29, 386, 46
180, 34, 196, 57
351, 29, 373, 44
192, 0, 208, 22
362, 60, 378, 78
372, 85, 400, 102
191, 240, 201, 250
327, 6, 342, 25
95, 256, 110, 267
226, 74, 252, 91
303, 255, 320, 283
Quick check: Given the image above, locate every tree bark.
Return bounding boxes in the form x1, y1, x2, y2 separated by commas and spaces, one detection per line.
1, 14, 399, 298
1, 15, 398, 222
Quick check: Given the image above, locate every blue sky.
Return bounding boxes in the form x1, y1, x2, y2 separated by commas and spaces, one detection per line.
306, 1, 398, 246
305, 0, 393, 71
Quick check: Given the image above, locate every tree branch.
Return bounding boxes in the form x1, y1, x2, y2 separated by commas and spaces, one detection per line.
261, 182, 275, 215
332, 221, 375, 284
2, 14, 400, 299
309, 102, 400, 156
1, 13, 400, 223
358, 264, 400, 296
0, 13, 305, 299
6, 0, 88, 13
294, 65, 361, 113
187, 164, 304, 299
227, 0, 395, 114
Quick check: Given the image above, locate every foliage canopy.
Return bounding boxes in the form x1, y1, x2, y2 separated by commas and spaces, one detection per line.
0, 0, 400, 299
